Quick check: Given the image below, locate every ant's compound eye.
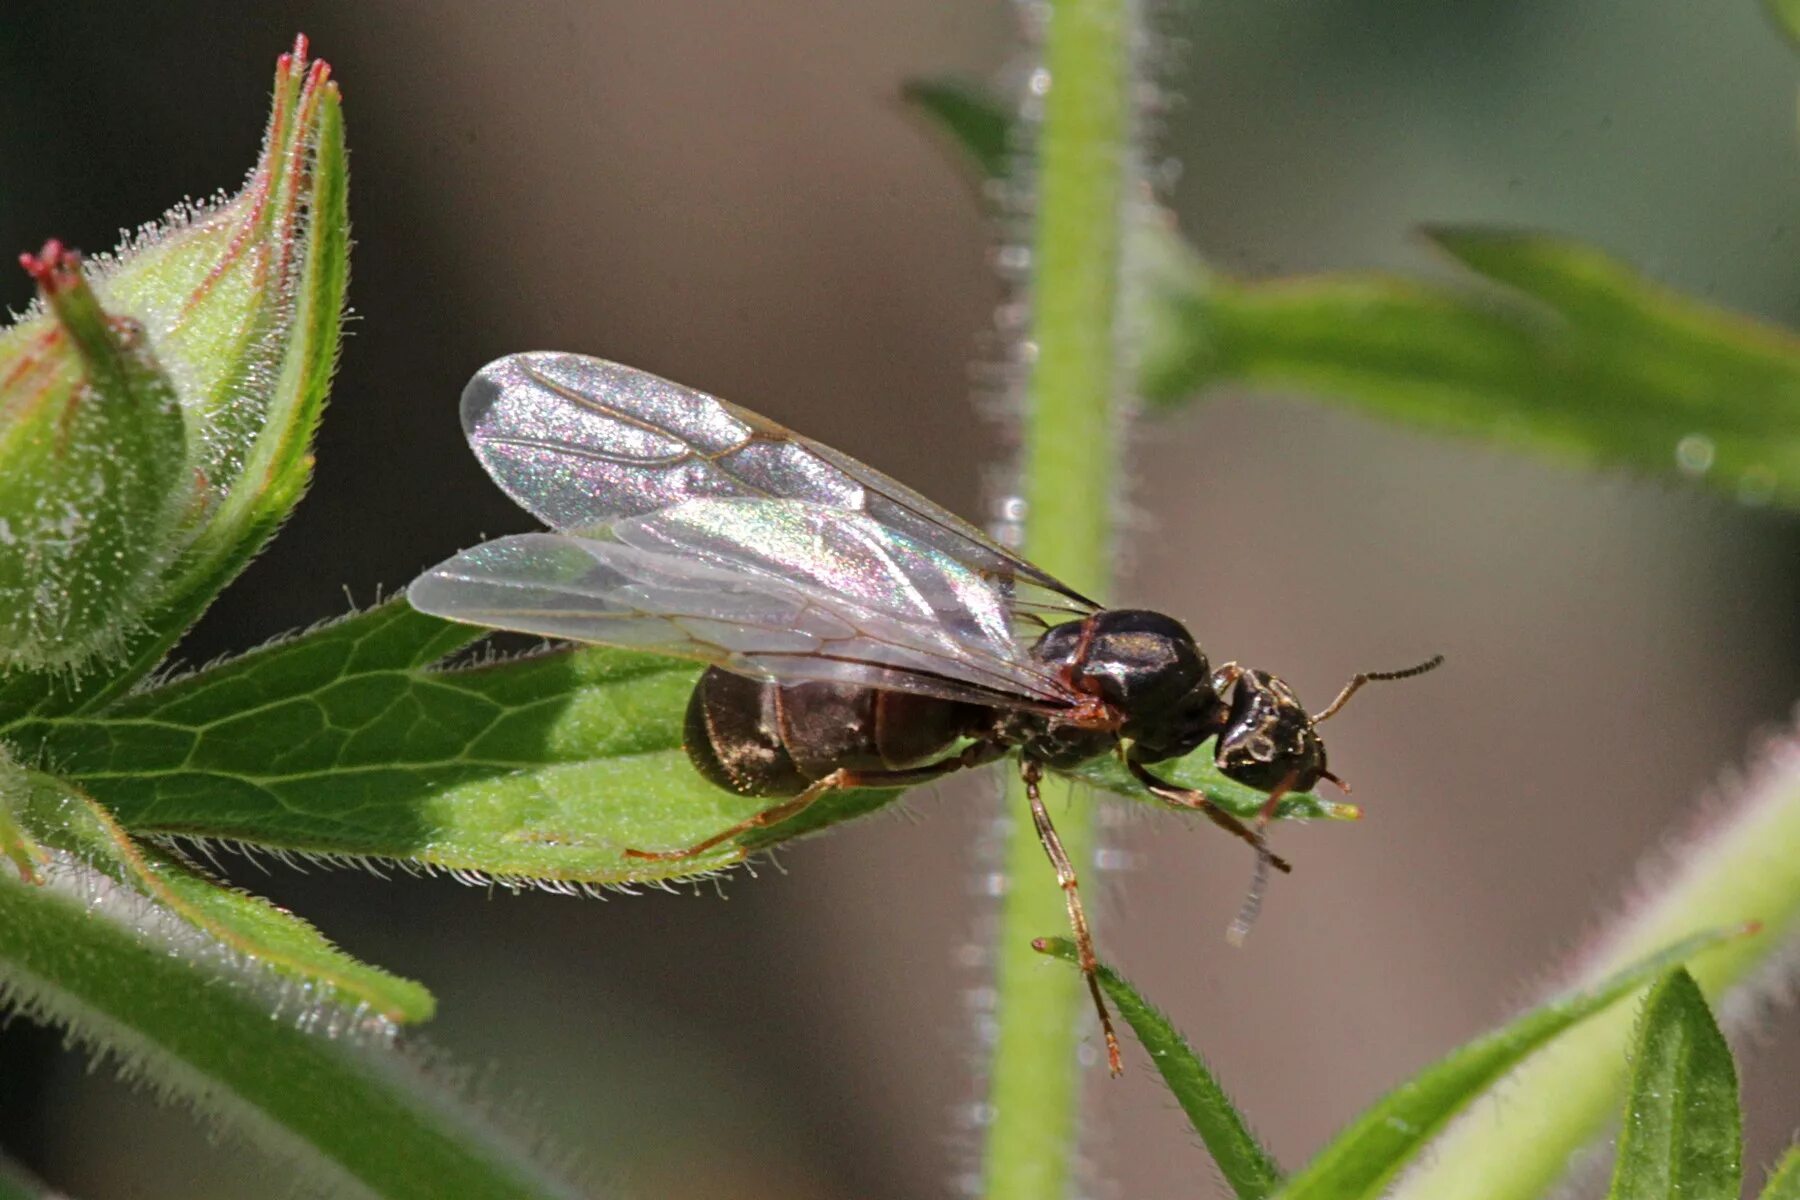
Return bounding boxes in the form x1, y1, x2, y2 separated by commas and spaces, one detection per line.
1246, 734, 1277, 762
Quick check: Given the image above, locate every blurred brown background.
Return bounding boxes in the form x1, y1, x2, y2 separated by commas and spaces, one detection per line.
2, 2, 1797, 1197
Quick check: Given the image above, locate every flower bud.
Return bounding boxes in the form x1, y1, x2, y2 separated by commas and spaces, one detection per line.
94, 35, 346, 541
0, 36, 347, 675
0, 244, 187, 669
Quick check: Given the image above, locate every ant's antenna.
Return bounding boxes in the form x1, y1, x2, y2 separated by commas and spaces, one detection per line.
1230, 656, 1443, 946
1312, 654, 1445, 725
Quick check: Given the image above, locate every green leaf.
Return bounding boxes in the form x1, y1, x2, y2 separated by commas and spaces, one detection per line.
1761, 1147, 1800, 1200
908, 82, 1800, 511
1035, 937, 1282, 1199
14, 769, 431, 1023
902, 77, 1012, 181
1389, 723, 1800, 1200
0, 844, 580, 1199
0, 1154, 54, 1200
1272, 927, 1738, 1200
0, 748, 48, 885
14, 600, 909, 881
1606, 968, 1741, 1200
10, 602, 738, 884
8, 600, 1335, 887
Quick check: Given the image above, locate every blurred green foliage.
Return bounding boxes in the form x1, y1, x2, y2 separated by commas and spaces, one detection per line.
908, 79, 1800, 511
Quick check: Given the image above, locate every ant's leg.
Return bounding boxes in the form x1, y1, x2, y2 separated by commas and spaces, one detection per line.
1250, 773, 1300, 835
626, 741, 1004, 862
1125, 758, 1293, 874
1021, 760, 1124, 1077
1228, 774, 1297, 946
624, 774, 840, 863
1127, 757, 1295, 946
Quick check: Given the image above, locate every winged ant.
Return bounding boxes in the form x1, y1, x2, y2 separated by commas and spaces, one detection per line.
410, 352, 1441, 1075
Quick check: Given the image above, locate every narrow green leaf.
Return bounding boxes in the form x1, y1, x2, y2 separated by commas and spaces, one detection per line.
0, 852, 580, 1200
1606, 968, 1741, 1200
1035, 937, 1282, 1199
16, 770, 432, 1023
1273, 927, 1739, 1200
1389, 723, 1800, 1200
0, 1155, 55, 1200
1071, 752, 1347, 822
902, 77, 1013, 181
1760, 1147, 1800, 1200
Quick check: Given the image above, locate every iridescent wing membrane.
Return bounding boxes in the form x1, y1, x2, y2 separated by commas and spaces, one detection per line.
408, 352, 1097, 710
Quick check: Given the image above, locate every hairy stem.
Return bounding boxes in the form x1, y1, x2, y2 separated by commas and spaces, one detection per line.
0, 855, 582, 1200
1389, 722, 1800, 1200
981, 0, 1136, 1196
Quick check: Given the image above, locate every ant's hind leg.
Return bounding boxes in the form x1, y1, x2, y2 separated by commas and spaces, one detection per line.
625, 741, 1005, 862
1021, 760, 1125, 1077
623, 774, 841, 863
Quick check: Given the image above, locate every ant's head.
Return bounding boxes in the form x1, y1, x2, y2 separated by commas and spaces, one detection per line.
1215, 670, 1330, 792
1214, 653, 1444, 946
1032, 609, 1226, 762
1215, 654, 1447, 796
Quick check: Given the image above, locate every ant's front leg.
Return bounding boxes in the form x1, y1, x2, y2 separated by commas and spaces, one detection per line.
1125, 755, 1294, 945
1124, 756, 1293, 874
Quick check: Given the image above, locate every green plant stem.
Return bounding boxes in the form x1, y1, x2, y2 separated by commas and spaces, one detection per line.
1390, 736, 1800, 1200
981, 1, 1134, 1196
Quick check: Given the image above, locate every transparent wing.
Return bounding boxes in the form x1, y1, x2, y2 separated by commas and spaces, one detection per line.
408, 507, 1083, 710
458, 351, 1099, 619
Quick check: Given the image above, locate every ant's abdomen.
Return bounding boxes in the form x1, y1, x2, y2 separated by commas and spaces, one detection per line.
683, 667, 974, 796
683, 669, 808, 797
